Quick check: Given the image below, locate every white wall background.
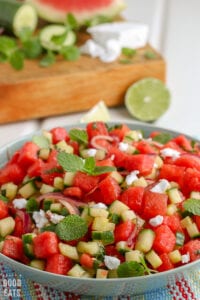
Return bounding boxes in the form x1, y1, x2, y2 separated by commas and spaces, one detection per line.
123, 0, 200, 137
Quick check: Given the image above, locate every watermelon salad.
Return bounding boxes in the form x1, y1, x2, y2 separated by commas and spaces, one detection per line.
0, 121, 200, 279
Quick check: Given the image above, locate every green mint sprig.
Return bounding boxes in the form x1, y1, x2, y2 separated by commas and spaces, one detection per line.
152, 133, 172, 144
183, 198, 200, 216
57, 152, 116, 175
69, 128, 88, 144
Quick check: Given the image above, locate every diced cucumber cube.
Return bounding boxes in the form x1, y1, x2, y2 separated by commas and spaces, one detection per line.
30, 259, 45, 270
145, 250, 162, 269
168, 250, 182, 264
135, 229, 155, 253
0, 217, 15, 237
125, 250, 144, 263
18, 182, 37, 198
59, 242, 79, 260
96, 268, 108, 279
109, 200, 129, 215
40, 183, 54, 194
168, 188, 182, 204
63, 172, 75, 186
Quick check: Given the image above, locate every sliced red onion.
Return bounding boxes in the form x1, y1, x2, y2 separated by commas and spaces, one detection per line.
36, 192, 86, 215
90, 135, 114, 150
16, 210, 33, 233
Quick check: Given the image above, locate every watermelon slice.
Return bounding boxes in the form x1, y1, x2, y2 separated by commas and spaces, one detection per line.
26, 0, 126, 25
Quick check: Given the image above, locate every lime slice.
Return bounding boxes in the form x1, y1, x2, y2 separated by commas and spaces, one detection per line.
80, 100, 111, 123
125, 78, 171, 122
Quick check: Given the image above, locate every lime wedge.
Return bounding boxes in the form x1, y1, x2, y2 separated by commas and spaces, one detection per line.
80, 100, 111, 123
125, 78, 171, 122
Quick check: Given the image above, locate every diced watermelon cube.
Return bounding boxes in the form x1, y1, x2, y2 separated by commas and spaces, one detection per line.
33, 232, 59, 258
153, 225, 176, 254
181, 240, 200, 262
2, 236, 23, 261
46, 253, 73, 275
120, 186, 145, 214
142, 190, 168, 220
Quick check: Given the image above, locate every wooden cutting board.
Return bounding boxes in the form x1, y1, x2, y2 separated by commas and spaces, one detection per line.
0, 39, 165, 124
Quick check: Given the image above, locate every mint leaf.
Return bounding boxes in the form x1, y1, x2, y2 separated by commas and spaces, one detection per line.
18, 27, 33, 42
51, 31, 68, 46
32, 135, 50, 148
66, 13, 79, 30
69, 128, 88, 144
55, 215, 87, 241
122, 47, 137, 58
22, 37, 42, 59
0, 36, 17, 56
9, 50, 24, 70
57, 152, 84, 172
152, 133, 172, 144
61, 45, 80, 61
93, 165, 116, 175
183, 198, 200, 216
117, 261, 145, 278
144, 51, 157, 59
57, 152, 116, 175
83, 157, 96, 174
40, 51, 55, 67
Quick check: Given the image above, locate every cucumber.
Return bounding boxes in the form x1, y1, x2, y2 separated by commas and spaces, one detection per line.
30, 259, 45, 270
135, 229, 155, 253
168, 249, 182, 264
0, 216, 15, 237
18, 181, 37, 198
168, 187, 182, 204
1, 182, 18, 200
59, 242, 79, 260
68, 264, 89, 278
186, 222, 200, 238
39, 25, 76, 51
145, 250, 162, 269
92, 230, 114, 245
0, 0, 38, 37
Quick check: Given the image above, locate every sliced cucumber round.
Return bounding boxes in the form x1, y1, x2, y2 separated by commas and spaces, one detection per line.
13, 4, 38, 37
39, 25, 76, 51
0, 0, 38, 37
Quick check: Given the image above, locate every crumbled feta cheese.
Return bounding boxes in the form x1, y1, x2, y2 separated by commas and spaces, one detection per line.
80, 39, 104, 58
92, 203, 107, 209
119, 142, 129, 152
150, 179, 170, 193
80, 22, 149, 63
149, 215, 164, 227
125, 170, 139, 185
88, 22, 149, 49
87, 149, 97, 157
104, 255, 121, 270
80, 38, 120, 63
99, 39, 121, 63
181, 253, 190, 264
32, 210, 48, 229
47, 212, 65, 224
160, 148, 181, 160
13, 198, 27, 209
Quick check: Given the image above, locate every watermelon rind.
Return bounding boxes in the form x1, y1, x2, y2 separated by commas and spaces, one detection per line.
26, 0, 126, 25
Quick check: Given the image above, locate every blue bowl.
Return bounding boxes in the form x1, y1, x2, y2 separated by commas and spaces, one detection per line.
0, 122, 199, 297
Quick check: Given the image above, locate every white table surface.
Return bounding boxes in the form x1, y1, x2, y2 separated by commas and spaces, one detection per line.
0, 0, 200, 147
